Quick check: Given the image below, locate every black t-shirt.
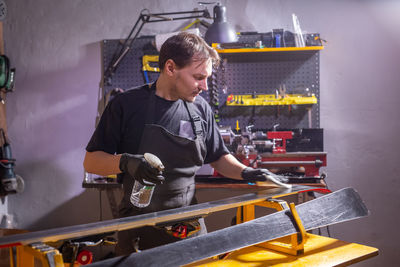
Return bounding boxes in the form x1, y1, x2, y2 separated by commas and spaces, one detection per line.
86, 83, 229, 164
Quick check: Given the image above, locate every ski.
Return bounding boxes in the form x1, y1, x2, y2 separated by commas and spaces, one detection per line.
90, 187, 368, 267
0, 185, 324, 247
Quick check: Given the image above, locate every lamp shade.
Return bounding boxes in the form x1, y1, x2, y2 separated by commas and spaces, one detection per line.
205, 4, 237, 44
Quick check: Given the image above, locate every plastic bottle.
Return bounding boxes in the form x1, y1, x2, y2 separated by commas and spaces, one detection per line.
130, 153, 164, 208
130, 181, 156, 208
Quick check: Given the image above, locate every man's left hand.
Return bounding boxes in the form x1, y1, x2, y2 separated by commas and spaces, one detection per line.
241, 167, 289, 183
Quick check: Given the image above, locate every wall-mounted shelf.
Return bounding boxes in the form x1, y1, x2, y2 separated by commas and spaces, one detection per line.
226, 93, 317, 106
212, 43, 324, 54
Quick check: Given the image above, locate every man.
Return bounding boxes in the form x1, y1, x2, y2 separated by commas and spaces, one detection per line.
83, 32, 287, 254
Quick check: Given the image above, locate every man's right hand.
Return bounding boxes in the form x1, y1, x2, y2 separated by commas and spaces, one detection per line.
119, 153, 165, 186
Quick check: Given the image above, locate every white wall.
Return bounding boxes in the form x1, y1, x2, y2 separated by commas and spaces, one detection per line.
3, 0, 399, 265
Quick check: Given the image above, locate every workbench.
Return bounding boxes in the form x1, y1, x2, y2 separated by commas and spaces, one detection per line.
187, 233, 378, 267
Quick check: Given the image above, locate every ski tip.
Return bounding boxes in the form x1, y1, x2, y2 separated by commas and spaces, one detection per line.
329, 187, 370, 218
344, 187, 370, 216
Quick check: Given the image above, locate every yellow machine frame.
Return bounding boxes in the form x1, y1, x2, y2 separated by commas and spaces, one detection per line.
235, 197, 307, 256
13, 243, 65, 267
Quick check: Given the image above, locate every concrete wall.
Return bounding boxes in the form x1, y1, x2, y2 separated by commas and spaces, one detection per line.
2, 0, 399, 265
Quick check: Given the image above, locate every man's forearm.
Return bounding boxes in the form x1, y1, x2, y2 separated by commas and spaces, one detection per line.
83, 151, 122, 176
210, 154, 247, 180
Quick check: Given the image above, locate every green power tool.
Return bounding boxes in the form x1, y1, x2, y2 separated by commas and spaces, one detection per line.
0, 55, 15, 92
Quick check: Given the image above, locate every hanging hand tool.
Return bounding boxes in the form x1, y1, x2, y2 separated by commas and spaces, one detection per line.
142, 55, 160, 84
0, 129, 20, 195
235, 120, 240, 133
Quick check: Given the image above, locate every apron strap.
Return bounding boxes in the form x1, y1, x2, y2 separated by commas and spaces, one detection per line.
145, 83, 157, 125
183, 101, 203, 138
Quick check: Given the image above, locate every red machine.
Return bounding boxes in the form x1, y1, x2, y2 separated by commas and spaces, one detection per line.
221, 127, 326, 178
267, 130, 293, 154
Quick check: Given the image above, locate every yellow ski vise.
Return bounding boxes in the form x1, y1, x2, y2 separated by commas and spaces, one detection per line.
236, 198, 307, 256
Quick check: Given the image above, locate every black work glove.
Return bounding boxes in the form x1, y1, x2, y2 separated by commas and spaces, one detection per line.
119, 153, 165, 186
241, 167, 289, 184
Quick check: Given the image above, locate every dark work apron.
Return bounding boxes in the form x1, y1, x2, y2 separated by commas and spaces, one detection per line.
116, 84, 207, 254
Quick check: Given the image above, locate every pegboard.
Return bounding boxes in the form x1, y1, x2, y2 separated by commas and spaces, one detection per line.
206, 49, 320, 130
101, 34, 320, 130
102, 36, 160, 95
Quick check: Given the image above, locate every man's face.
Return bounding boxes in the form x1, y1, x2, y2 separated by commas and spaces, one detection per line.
172, 58, 213, 102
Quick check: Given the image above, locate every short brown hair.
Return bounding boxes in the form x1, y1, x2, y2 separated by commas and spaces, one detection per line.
158, 32, 220, 70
